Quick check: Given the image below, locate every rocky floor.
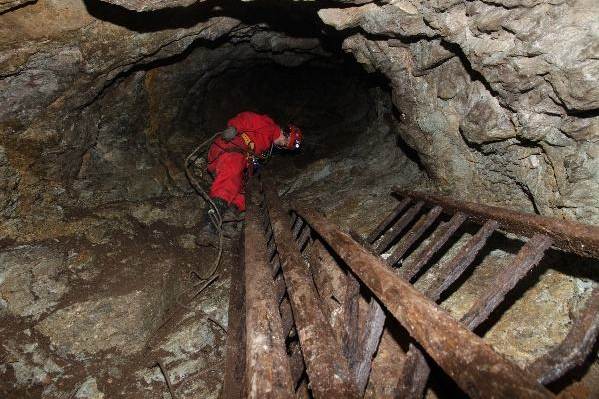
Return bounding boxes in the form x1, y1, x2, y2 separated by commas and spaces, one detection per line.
0, 194, 235, 399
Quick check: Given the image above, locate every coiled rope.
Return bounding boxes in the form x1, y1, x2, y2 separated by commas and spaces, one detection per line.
184, 132, 224, 281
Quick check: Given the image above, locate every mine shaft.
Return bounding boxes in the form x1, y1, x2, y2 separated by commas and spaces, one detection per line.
1, 0, 598, 398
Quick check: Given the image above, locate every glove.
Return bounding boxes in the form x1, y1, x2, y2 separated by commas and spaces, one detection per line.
220, 126, 237, 141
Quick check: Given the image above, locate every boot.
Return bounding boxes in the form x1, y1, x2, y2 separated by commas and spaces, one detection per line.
230, 206, 245, 232
196, 198, 229, 247
223, 205, 245, 237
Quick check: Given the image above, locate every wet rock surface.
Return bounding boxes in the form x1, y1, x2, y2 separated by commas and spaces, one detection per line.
281, 87, 428, 234
0, 246, 68, 320
0, 194, 234, 398
319, 0, 599, 223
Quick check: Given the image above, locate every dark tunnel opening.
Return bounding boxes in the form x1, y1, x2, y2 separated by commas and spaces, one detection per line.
178, 61, 403, 166
78, 0, 421, 173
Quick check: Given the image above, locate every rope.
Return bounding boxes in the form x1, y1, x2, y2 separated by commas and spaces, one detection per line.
184, 132, 225, 281
184, 128, 268, 279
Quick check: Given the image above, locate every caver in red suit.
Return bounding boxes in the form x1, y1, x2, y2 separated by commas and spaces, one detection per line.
206, 112, 283, 212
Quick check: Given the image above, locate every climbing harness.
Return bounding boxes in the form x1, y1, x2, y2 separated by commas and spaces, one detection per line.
209, 130, 274, 176
240, 132, 255, 151
246, 142, 274, 177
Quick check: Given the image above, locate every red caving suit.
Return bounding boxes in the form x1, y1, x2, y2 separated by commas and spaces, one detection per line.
207, 111, 282, 212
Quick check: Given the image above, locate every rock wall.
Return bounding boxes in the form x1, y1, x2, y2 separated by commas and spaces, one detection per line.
1, 0, 597, 236
0, 2, 332, 242
0, 0, 245, 241
318, 0, 599, 223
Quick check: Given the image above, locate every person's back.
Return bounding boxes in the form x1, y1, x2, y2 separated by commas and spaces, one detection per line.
226, 111, 282, 156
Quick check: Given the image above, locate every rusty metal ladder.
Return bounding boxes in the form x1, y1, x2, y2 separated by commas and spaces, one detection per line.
222, 179, 599, 399
356, 188, 599, 390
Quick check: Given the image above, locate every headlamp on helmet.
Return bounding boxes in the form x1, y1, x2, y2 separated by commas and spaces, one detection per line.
282, 124, 303, 151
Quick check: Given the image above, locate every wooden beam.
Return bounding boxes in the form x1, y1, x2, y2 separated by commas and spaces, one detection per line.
244, 184, 294, 398
294, 206, 554, 399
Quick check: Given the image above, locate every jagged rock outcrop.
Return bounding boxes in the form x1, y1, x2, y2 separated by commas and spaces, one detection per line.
319, 0, 599, 222
102, 0, 197, 12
